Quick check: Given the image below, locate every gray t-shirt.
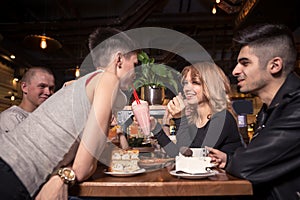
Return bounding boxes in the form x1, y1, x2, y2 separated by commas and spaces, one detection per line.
0, 71, 93, 197
0, 105, 29, 133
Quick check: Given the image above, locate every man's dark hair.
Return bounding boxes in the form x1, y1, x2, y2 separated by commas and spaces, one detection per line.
233, 23, 297, 74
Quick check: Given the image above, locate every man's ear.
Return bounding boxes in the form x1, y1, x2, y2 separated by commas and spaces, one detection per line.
269, 57, 283, 74
21, 82, 28, 94
115, 52, 122, 69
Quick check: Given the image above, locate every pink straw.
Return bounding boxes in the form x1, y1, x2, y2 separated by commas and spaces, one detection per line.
132, 85, 141, 104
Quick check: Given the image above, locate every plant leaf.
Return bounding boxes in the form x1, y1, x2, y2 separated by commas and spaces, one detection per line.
134, 51, 180, 93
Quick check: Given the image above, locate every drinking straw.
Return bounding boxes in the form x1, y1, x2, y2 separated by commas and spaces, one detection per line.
132, 85, 141, 104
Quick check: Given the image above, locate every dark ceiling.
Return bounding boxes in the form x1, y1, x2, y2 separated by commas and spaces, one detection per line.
0, 0, 299, 86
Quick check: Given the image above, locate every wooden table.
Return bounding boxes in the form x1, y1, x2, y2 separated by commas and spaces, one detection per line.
70, 166, 253, 197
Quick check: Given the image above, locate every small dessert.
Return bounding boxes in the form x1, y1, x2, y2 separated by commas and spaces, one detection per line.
109, 149, 140, 172
175, 154, 212, 174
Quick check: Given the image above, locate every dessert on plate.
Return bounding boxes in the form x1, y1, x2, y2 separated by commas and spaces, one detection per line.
175, 148, 213, 174
108, 148, 140, 172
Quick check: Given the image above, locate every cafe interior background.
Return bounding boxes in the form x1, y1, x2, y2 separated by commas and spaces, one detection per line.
0, 0, 299, 141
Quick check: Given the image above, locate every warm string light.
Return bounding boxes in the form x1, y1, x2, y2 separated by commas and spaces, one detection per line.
40, 37, 47, 49
13, 68, 21, 83
75, 66, 80, 78
212, 0, 220, 14
212, 4, 217, 14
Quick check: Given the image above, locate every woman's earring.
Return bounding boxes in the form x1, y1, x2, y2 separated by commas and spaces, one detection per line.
118, 64, 122, 69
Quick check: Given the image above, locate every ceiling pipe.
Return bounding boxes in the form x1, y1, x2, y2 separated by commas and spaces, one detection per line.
120, 0, 162, 30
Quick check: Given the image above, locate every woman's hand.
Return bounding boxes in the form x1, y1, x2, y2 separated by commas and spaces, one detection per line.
159, 109, 172, 134
35, 175, 68, 200
150, 116, 158, 131
206, 146, 227, 169
167, 93, 185, 118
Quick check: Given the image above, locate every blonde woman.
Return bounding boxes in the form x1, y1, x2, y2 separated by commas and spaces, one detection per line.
153, 62, 243, 157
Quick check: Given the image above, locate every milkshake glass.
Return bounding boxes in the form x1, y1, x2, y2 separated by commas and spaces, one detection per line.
132, 100, 150, 136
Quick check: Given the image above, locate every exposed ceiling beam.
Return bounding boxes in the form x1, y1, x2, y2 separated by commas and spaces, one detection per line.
234, 0, 260, 28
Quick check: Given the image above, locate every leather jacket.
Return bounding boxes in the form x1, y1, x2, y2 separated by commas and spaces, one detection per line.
226, 72, 300, 200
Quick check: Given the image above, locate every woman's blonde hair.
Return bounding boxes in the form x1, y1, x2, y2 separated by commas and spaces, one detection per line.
181, 62, 234, 123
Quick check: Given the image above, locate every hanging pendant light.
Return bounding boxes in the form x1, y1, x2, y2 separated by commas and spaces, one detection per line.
23, 33, 62, 51
23, 0, 62, 51
40, 37, 47, 49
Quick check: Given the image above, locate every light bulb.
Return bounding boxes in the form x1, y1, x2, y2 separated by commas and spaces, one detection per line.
75, 67, 80, 78
40, 38, 47, 49
212, 5, 217, 14
216, 0, 220, 3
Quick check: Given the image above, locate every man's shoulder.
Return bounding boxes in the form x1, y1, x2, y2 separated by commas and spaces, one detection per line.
285, 73, 300, 95
0, 106, 29, 132
1, 105, 28, 117
285, 87, 300, 102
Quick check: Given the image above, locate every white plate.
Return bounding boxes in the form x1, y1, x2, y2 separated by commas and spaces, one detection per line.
169, 170, 217, 179
104, 168, 146, 177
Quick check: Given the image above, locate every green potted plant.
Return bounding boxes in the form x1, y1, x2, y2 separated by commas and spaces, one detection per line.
133, 51, 181, 105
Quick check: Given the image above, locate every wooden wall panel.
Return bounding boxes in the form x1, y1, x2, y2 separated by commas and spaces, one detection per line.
0, 62, 21, 112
